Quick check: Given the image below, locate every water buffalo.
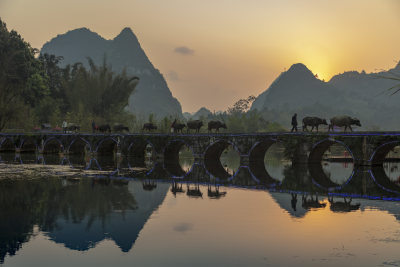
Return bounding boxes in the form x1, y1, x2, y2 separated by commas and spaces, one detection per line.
98, 124, 111, 133
302, 116, 328, 132
113, 124, 129, 133
328, 116, 361, 132
208, 120, 227, 133
66, 123, 80, 133
171, 119, 186, 133
328, 196, 360, 212
41, 123, 52, 131
187, 120, 203, 133
143, 123, 157, 131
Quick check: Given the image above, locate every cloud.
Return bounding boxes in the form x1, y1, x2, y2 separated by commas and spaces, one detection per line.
167, 71, 180, 81
174, 46, 195, 55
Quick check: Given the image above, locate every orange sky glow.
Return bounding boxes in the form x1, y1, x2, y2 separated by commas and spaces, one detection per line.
1, 0, 400, 112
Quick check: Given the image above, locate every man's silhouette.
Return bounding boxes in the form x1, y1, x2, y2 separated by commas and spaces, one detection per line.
291, 113, 298, 132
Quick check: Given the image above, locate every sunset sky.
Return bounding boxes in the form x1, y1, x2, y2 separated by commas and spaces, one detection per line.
1, 0, 400, 112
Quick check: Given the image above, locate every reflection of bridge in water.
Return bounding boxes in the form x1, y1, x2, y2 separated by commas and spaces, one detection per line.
2, 132, 400, 189
1, 151, 400, 200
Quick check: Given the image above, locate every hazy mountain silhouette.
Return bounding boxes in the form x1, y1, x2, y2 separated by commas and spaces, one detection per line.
251, 63, 400, 130
41, 27, 182, 119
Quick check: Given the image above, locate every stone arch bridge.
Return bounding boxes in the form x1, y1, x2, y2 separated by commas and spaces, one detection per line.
1, 132, 400, 181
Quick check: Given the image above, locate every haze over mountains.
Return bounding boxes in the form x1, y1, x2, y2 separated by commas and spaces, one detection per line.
41, 27, 182, 120
251, 62, 400, 130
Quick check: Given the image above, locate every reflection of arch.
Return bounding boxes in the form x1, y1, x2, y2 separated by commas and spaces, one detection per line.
163, 139, 194, 178
309, 138, 354, 164
68, 137, 91, 154
127, 140, 155, 167
95, 137, 118, 154
204, 140, 240, 179
248, 139, 280, 184
0, 137, 16, 152
20, 138, 38, 153
370, 141, 400, 165
309, 163, 355, 191
43, 137, 64, 154
370, 166, 400, 194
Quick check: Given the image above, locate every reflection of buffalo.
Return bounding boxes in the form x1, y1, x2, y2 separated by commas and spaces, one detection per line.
208, 120, 227, 133
142, 180, 157, 191
328, 196, 360, 212
113, 124, 129, 133
328, 116, 361, 132
187, 184, 203, 198
143, 123, 157, 131
302, 117, 327, 132
302, 194, 326, 209
187, 120, 203, 133
207, 185, 226, 199
171, 181, 185, 197
171, 119, 186, 133
98, 124, 111, 133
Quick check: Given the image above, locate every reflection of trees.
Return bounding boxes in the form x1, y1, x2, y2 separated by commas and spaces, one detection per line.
0, 179, 44, 263
279, 164, 317, 193
0, 177, 137, 263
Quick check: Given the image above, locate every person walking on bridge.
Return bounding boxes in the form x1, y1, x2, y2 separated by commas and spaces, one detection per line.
291, 113, 298, 132
92, 120, 96, 133
62, 120, 68, 133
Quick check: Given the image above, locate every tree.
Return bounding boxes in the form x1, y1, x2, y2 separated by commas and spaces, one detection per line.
62, 57, 139, 124
227, 95, 256, 114
0, 19, 47, 130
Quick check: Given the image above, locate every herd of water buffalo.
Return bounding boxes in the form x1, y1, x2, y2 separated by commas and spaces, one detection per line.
302, 115, 361, 132
141, 119, 227, 133
52, 115, 361, 134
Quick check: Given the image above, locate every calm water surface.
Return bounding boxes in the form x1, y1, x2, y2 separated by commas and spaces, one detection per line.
1, 151, 400, 267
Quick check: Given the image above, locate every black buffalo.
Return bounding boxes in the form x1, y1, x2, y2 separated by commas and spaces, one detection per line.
328, 116, 361, 132
302, 116, 328, 132
97, 124, 111, 133
187, 120, 203, 133
143, 123, 157, 131
113, 124, 129, 132
66, 123, 80, 132
171, 119, 186, 133
208, 120, 227, 133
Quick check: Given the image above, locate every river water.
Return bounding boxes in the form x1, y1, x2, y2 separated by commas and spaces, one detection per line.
1, 150, 400, 267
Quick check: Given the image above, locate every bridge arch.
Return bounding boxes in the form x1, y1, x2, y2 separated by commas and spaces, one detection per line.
309, 138, 354, 164
43, 137, 64, 154
370, 141, 400, 165
248, 139, 281, 184
163, 139, 194, 178
0, 137, 16, 152
308, 163, 355, 191
67, 137, 91, 154
19, 138, 37, 153
370, 166, 400, 194
127, 139, 156, 171
204, 139, 240, 180
95, 137, 118, 154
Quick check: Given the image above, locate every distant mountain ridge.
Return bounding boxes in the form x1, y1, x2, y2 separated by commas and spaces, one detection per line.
251, 62, 400, 130
41, 27, 182, 119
